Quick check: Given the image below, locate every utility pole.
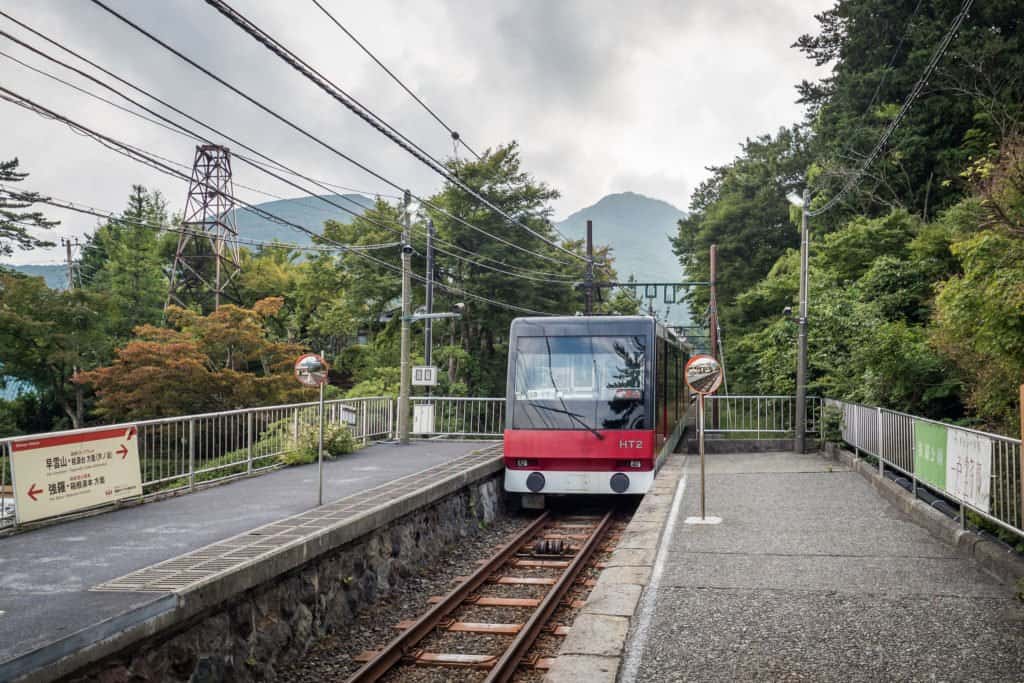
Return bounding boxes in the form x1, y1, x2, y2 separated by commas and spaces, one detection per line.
585, 220, 594, 315
795, 189, 810, 453
425, 218, 435, 366
62, 237, 75, 290
398, 190, 412, 445
709, 244, 719, 429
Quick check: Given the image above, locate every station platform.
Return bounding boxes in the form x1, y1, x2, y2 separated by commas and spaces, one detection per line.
0, 439, 500, 681
547, 450, 1024, 682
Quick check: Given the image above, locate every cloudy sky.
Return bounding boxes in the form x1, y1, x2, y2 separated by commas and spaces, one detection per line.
1, 0, 830, 265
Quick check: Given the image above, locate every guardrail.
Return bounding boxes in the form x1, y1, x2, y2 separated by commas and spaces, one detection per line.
702, 395, 821, 438
825, 399, 1022, 540
410, 397, 505, 437
0, 396, 393, 529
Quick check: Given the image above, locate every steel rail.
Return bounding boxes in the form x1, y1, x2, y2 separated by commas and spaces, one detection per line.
345, 511, 552, 682
485, 509, 615, 682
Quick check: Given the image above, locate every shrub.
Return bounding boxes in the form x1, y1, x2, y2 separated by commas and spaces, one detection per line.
281, 423, 356, 465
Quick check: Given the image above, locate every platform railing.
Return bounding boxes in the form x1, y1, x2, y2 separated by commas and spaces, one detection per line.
409, 396, 505, 437
701, 395, 821, 438
825, 398, 1022, 540
0, 396, 394, 529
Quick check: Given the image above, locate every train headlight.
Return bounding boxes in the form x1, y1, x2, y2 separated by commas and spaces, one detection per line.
629, 460, 642, 469
515, 459, 528, 468
610, 473, 630, 494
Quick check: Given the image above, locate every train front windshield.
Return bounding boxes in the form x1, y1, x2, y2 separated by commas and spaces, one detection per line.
511, 335, 647, 431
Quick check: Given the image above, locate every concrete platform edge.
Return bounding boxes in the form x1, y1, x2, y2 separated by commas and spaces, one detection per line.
544, 455, 685, 683
827, 443, 1024, 587
7, 450, 504, 683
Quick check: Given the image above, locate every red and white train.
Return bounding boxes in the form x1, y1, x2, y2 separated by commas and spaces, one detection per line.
503, 315, 692, 502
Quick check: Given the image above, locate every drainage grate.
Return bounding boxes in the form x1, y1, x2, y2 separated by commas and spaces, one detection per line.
92, 445, 501, 594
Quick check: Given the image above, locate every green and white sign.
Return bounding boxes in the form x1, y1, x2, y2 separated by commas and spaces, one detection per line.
913, 420, 947, 490
913, 419, 992, 513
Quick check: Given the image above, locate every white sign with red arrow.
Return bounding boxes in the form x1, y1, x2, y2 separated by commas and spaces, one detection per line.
9, 426, 143, 524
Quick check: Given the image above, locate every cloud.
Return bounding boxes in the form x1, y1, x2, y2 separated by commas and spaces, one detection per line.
0, 0, 830, 265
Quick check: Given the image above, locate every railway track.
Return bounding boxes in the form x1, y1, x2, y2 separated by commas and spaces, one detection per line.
347, 509, 621, 682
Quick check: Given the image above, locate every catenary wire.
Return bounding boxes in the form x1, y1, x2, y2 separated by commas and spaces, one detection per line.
308, 0, 481, 160
807, 0, 974, 217
202, 0, 583, 258
0, 19, 580, 282
88, 0, 587, 267
0, 87, 559, 316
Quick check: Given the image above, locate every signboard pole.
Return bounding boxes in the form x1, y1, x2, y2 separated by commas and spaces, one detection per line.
1020, 384, 1023, 529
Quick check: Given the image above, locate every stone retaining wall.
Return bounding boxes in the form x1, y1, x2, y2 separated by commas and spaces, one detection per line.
66, 474, 505, 682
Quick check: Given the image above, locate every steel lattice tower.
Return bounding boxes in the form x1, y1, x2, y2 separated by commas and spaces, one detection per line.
166, 145, 241, 311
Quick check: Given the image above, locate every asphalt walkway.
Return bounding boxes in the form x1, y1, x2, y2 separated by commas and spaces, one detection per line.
627, 452, 1024, 682
0, 439, 493, 668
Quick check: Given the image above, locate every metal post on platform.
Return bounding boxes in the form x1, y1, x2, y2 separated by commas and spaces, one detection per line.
698, 394, 706, 519
795, 189, 810, 454
709, 244, 719, 430
398, 191, 412, 445
1019, 384, 1023, 526
318, 366, 325, 507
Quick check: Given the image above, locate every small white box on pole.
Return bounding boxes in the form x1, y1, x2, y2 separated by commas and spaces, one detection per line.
412, 365, 438, 387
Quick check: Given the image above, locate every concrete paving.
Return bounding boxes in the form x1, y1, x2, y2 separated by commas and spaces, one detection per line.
627, 451, 1024, 682
0, 440, 494, 667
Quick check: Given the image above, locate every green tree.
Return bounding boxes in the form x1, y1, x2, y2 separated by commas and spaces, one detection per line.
0, 158, 57, 258
0, 272, 113, 428
80, 186, 172, 341
672, 127, 810, 329
795, 0, 1024, 223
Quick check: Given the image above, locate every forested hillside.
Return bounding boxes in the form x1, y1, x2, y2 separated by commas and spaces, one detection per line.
674, 0, 1023, 435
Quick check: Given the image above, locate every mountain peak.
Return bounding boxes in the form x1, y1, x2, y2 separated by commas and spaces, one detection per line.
555, 191, 688, 322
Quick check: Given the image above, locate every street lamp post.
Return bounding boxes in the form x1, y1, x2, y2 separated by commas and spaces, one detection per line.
794, 188, 810, 454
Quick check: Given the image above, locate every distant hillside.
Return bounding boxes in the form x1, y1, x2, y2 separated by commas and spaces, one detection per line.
232, 193, 375, 245
556, 192, 689, 323
2, 264, 67, 289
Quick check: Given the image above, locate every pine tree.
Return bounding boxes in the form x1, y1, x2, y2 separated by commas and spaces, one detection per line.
0, 158, 58, 258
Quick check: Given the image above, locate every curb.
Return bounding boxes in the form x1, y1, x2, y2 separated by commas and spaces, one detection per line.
544, 455, 685, 683
827, 444, 1024, 588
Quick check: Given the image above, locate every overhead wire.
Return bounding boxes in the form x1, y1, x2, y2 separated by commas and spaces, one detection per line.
200, 0, 586, 263
0, 14, 585, 284
0, 18, 579, 283
807, 0, 974, 217
0, 185, 400, 254
86, 0, 586, 268
0, 85, 558, 316
308, 0, 481, 161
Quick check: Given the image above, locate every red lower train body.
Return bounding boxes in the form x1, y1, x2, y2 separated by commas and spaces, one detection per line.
502, 316, 690, 499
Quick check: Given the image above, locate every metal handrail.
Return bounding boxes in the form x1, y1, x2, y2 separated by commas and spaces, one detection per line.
0, 396, 395, 530
824, 398, 1022, 540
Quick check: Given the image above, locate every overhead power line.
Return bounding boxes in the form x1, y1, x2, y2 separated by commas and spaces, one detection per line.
0, 185, 399, 254
308, 0, 482, 161
89, 0, 586, 266
202, 0, 584, 262
0, 16, 578, 282
0, 85, 558, 316
808, 0, 974, 217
